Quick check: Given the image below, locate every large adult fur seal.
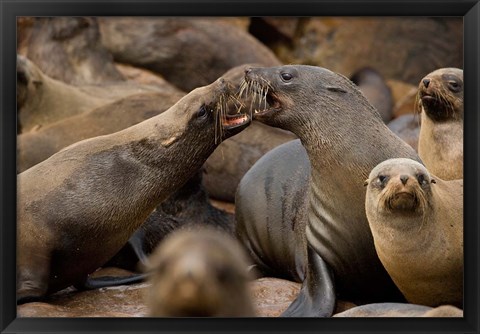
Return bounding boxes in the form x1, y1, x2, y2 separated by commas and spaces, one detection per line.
365, 158, 463, 308
17, 54, 170, 134
417, 68, 463, 180
17, 78, 250, 303
25, 17, 124, 85
98, 17, 281, 91
236, 65, 420, 317
145, 227, 255, 317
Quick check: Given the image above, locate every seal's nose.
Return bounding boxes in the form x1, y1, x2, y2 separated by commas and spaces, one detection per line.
423, 78, 430, 88
245, 68, 252, 76
400, 175, 409, 185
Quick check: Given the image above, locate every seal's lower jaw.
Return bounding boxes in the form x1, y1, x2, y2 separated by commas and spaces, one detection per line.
222, 114, 251, 138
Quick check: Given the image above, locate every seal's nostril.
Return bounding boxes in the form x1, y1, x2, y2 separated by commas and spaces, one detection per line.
423, 79, 430, 88
400, 175, 409, 185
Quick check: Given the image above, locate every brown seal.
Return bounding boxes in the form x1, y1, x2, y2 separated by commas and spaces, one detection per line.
16, 54, 173, 134
236, 65, 420, 317
16, 78, 250, 303
145, 227, 255, 317
98, 17, 281, 91
365, 158, 463, 308
25, 17, 124, 85
350, 67, 394, 123
417, 68, 463, 180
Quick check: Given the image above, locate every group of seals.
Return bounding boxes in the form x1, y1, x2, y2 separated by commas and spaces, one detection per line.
417, 68, 463, 180
145, 227, 255, 317
365, 158, 463, 308
17, 78, 250, 303
236, 64, 421, 317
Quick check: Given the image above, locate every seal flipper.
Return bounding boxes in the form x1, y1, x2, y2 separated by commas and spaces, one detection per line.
281, 245, 335, 317
75, 273, 149, 290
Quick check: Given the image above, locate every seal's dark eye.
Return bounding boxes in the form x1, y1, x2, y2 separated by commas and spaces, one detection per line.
281, 72, 293, 82
378, 175, 386, 183
448, 81, 461, 92
417, 174, 428, 186
197, 105, 208, 118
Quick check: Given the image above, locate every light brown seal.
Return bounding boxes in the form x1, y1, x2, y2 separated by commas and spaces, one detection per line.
365, 158, 463, 308
16, 78, 250, 303
236, 65, 420, 317
417, 68, 463, 180
145, 227, 255, 317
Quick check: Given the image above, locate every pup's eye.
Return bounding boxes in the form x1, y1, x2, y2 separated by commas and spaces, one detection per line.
281, 72, 293, 82
417, 174, 428, 186
378, 175, 386, 183
198, 105, 208, 118
448, 81, 461, 92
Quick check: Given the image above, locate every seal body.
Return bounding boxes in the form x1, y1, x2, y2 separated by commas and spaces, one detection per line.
236, 65, 419, 316
417, 68, 463, 180
17, 78, 250, 303
365, 158, 463, 308
146, 227, 255, 317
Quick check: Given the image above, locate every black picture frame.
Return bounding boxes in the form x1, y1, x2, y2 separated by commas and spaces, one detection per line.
1, 1, 479, 333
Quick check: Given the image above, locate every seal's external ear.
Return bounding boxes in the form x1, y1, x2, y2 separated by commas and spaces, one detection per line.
364, 179, 369, 187
431, 179, 437, 184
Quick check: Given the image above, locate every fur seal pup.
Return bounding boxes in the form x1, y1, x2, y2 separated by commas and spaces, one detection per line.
18, 90, 184, 173
98, 17, 281, 91
25, 17, 124, 85
417, 68, 463, 180
365, 158, 463, 308
350, 67, 394, 123
236, 65, 420, 317
17, 78, 250, 304
145, 227, 255, 317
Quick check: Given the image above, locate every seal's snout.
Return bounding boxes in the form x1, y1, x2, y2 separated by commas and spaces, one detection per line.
423, 78, 430, 88
244, 68, 252, 76
400, 175, 409, 185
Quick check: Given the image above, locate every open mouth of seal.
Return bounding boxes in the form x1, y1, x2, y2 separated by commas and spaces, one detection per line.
222, 113, 250, 129
238, 78, 282, 119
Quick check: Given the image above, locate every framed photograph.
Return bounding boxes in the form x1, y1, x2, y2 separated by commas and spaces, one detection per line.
1, 1, 478, 333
